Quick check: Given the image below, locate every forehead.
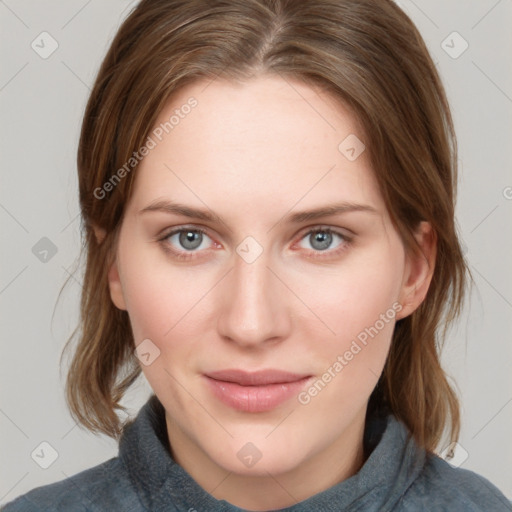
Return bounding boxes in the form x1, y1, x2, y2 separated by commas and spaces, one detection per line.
127, 75, 383, 216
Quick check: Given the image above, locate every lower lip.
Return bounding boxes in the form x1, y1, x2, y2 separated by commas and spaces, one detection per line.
204, 376, 311, 413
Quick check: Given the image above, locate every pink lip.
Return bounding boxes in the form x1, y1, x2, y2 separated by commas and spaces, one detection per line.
204, 369, 312, 413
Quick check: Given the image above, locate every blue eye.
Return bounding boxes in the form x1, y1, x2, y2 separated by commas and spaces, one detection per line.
165, 228, 212, 251
309, 230, 334, 250
298, 228, 348, 253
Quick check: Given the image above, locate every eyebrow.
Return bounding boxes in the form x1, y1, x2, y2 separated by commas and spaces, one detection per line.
138, 199, 379, 224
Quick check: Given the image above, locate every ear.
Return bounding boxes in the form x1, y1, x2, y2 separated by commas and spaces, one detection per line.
107, 258, 127, 311
92, 224, 127, 311
92, 224, 106, 244
395, 221, 436, 320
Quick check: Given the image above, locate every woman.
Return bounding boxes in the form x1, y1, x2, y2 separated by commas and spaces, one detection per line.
3, 0, 510, 510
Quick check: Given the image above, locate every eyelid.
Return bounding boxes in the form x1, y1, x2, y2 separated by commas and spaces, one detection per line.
158, 224, 214, 242
295, 224, 354, 239
163, 226, 217, 244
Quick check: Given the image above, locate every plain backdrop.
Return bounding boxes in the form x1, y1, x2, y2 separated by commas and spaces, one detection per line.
1, 0, 511, 505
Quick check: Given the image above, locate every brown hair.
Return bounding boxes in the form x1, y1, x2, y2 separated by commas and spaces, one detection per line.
62, 0, 471, 453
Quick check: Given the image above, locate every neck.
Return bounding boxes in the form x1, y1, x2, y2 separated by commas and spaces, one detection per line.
165, 411, 368, 510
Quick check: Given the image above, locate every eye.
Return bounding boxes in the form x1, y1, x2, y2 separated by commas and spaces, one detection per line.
296, 227, 350, 254
162, 227, 214, 252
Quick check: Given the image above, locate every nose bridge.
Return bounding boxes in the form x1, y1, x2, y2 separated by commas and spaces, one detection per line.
216, 245, 290, 346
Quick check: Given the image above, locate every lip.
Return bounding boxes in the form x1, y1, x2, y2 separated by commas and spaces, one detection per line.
204, 369, 312, 413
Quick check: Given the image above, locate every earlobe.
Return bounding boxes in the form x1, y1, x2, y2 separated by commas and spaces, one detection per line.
396, 221, 436, 320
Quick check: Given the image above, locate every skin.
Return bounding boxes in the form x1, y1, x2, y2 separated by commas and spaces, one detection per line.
97, 74, 435, 511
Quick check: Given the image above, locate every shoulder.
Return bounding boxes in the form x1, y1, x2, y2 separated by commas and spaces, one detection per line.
1, 456, 142, 512
399, 451, 512, 511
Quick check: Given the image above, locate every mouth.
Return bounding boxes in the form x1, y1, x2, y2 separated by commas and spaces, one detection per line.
204, 369, 312, 413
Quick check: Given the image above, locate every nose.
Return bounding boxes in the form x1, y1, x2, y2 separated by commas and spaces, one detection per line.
216, 247, 292, 348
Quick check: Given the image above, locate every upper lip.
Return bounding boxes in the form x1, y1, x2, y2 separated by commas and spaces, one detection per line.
205, 369, 310, 386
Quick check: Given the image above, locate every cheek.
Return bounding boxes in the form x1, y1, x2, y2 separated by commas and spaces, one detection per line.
292, 245, 403, 394
120, 255, 214, 398
117, 235, 214, 345
298, 248, 402, 340
123, 267, 213, 344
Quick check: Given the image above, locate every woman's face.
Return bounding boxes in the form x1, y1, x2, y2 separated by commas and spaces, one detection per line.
106, 75, 433, 491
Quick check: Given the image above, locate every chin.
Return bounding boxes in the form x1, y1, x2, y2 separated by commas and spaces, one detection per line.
201, 429, 312, 477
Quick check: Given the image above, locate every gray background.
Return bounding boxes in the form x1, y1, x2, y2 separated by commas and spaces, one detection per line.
1, 0, 511, 505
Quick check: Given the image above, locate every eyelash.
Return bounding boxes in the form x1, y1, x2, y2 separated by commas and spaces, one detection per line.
157, 226, 353, 262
